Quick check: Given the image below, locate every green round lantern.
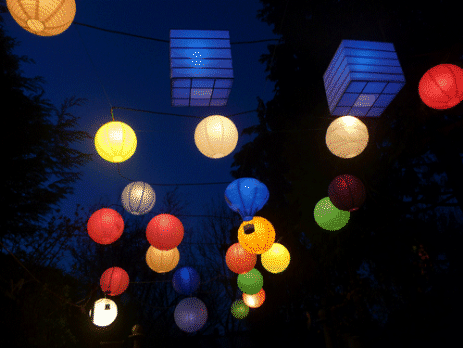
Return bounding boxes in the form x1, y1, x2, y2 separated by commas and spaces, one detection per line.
313, 197, 350, 231
237, 268, 263, 295
231, 300, 249, 319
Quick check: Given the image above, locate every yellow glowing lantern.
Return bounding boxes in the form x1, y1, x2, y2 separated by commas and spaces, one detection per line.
242, 288, 265, 308
95, 121, 137, 163
260, 243, 290, 273
194, 115, 238, 159
6, 0, 76, 37
238, 216, 275, 254
325, 116, 368, 159
89, 298, 117, 327
146, 246, 179, 273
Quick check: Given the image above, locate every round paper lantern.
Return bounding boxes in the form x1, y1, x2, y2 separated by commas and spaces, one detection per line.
225, 243, 257, 274
419, 64, 463, 109
328, 174, 366, 212
146, 246, 179, 273
172, 267, 200, 295
121, 181, 156, 215
237, 268, 263, 295
231, 300, 249, 319
326, 116, 368, 159
146, 214, 184, 250
87, 208, 124, 245
314, 197, 350, 231
89, 298, 117, 327
261, 243, 290, 274
6, 0, 76, 36
194, 115, 238, 159
95, 121, 137, 163
238, 216, 275, 254
224, 178, 269, 221
100, 267, 129, 296
174, 297, 208, 333
243, 288, 265, 308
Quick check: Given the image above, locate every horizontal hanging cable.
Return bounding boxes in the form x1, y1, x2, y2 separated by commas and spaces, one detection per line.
111, 106, 257, 119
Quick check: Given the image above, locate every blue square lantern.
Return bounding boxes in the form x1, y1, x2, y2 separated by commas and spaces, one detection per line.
323, 40, 405, 117
170, 30, 233, 107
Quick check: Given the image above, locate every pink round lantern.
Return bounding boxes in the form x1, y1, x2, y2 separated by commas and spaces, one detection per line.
146, 214, 184, 250
328, 174, 366, 212
87, 208, 124, 245
100, 267, 129, 296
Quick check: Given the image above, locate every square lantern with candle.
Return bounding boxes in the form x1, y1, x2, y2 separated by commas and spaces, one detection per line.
170, 29, 233, 106
323, 40, 405, 117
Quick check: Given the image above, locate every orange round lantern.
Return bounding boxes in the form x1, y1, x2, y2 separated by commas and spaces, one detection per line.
238, 216, 275, 254
87, 208, 124, 245
242, 288, 265, 308
225, 243, 257, 274
146, 246, 180, 273
146, 214, 184, 251
100, 267, 129, 296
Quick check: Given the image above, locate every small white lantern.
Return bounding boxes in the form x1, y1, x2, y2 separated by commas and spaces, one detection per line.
121, 181, 156, 215
194, 115, 238, 159
89, 298, 118, 327
325, 116, 369, 159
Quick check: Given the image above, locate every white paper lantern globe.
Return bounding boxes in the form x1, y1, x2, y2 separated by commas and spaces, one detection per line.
326, 116, 369, 159
6, 0, 76, 37
89, 298, 118, 327
194, 115, 238, 159
121, 181, 156, 215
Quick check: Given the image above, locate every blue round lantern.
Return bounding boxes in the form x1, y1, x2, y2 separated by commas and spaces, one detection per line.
174, 297, 208, 333
172, 267, 200, 295
224, 178, 269, 221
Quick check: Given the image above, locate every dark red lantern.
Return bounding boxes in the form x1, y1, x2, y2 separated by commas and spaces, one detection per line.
328, 174, 366, 212
87, 208, 124, 244
100, 267, 129, 296
146, 214, 184, 250
225, 242, 257, 274
418, 64, 463, 109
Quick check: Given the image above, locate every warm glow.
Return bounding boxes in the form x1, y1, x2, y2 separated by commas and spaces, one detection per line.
238, 216, 275, 254
326, 116, 368, 159
90, 298, 117, 327
194, 115, 238, 158
95, 121, 137, 163
146, 246, 180, 273
243, 288, 265, 308
261, 243, 290, 274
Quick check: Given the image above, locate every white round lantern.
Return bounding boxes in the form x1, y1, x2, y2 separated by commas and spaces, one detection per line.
325, 116, 369, 159
194, 115, 238, 159
89, 298, 118, 327
121, 181, 156, 215
6, 0, 76, 37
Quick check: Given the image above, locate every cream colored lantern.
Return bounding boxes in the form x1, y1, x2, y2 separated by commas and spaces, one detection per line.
325, 116, 368, 159
6, 0, 76, 36
89, 298, 118, 327
194, 115, 238, 159
146, 246, 180, 273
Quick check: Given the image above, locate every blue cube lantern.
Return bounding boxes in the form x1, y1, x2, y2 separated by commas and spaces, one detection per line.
170, 30, 233, 106
323, 40, 405, 117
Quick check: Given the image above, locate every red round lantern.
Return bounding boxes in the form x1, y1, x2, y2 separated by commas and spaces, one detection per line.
100, 267, 129, 296
243, 288, 266, 308
328, 174, 366, 212
225, 243, 257, 274
146, 214, 184, 250
87, 208, 124, 244
418, 64, 463, 109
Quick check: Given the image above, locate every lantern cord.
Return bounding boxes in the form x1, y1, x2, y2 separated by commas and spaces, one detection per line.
111, 106, 257, 119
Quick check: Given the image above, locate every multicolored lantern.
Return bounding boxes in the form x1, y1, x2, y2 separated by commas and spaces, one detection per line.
328, 174, 366, 212
242, 288, 265, 308
100, 267, 130, 296
194, 115, 238, 159
260, 243, 290, 274
174, 297, 208, 333
237, 268, 263, 295
172, 267, 200, 295
314, 197, 350, 231
225, 243, 257, 274
90, 298, 117, 327
225, 178, 269, 221
87, 208, 124, 245
326, 116, 369, 159
146, 246, 180, 273
418, 64, 463, 109
146, 214, 184, 250
94, 121, 137, 163
238, 216, 275, 254
231, 299, 249, 319
121, 181, 156, 215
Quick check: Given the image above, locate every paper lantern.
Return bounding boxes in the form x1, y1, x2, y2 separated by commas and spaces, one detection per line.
90, 298, 117, 327
121, 181, 156, 215
194, 115, 238, 159
243, 288, 265, 308
418, 64, 463, 109
225, 178, 269, 221
87, 208, 124, 245
237, 268, 263, 295
146, 246, 179, 273
170, 30, 233, 106
261, 243, 290, 274
172, 267, 200, 295
323, 40, 405, 117
231, 300, 249, 319
174, 297, 208, 333
6, 0, 76, 36
328, 174, 366, 212
225, 243, 257, 274
95, 121, 137, 163
314, 197, 350, 231
146, 214, 184, 250
238, 216, 275, 254
326, 116, 368, 159
100, 267, 129, 296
